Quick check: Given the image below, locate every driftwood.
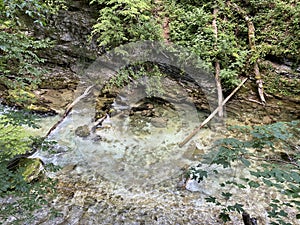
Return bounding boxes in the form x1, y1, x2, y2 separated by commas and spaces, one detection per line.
212, 7, 224, 117
242, 212, 258, 225
230, 2, 266, 105
248, 98, 264, 105
45, 85, 94, 137
91, 114, 108, 133
179, 78, 248, 147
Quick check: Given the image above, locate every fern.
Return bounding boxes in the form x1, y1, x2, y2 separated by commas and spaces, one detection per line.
91, 0, 162, 49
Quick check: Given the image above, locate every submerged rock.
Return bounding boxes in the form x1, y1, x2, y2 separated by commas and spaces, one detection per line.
150, 117, 168, 128
75, 125, 90, 137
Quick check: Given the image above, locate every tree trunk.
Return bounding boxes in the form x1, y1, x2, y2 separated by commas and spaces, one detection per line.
154, 0, 170, 44
212, 8, 224, 117
230, 2, 266, 105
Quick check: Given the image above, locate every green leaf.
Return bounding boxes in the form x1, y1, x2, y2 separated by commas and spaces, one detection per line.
278, 210, 288, 217
241, 158, 251, 167
291, 201, 300, 206
221, 192, 232, 200
263, 178, 274, 187
248, 181, 260, 188
205, 196, 217, 203
219, 212, 231, 222
290, 172, 300, 182
233, 203, 244, 213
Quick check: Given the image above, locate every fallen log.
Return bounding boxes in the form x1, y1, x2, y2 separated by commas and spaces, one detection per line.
179, 78, 248, 147
45, 85, 94, 137
91, 114, 108, 133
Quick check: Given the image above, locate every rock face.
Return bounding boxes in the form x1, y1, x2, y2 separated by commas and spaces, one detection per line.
21, 0, 103, 114
34, 0, 101, 69
16, 0, 299, 123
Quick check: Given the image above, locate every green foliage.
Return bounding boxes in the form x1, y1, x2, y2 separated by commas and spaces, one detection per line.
167, 0, 299, 89
0, 115, 33, 162
91, 0, 162, 49
0, 106, 39, 128
0, 104, 45, 162
189, 121, 300, 224
0, 0, 65, 92
0, 2, 64, 222
0, 122, 59, 223
91, 0, 299, 90
168, 3, 214, 65
0, 161, 58, 223
263, 66, 300, 97
0, 107, 59, 163
167, 1, 249, 89
209, 138, 249, 168
106, 62, 166, 97
0, 31, 51, 88
249, 0, 300, 61
1, 0, 66, 26
205, 194, 244, 223
188, 165, 208, 183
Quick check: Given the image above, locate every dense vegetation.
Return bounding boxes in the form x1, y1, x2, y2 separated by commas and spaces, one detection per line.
0, 0, 64, 223
91, 0, 299, 90
0, 0, 66, 157
91, 0, 163, 49
0, 0, 299, 224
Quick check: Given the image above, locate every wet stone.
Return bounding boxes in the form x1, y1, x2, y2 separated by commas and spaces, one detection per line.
150, 117, 168, 128
75, 125, 90, 137
250, 118, 261, 124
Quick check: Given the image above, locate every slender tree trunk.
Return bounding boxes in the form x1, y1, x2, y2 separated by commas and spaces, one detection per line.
154, 0, 170, 44
230, 2, 266, 105
212, 8, 224, 117
179, 78, 248, 147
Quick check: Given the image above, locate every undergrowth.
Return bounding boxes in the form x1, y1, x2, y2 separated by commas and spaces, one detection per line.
187, 121, 300, 224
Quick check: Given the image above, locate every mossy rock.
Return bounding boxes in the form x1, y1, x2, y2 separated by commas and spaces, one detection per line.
27, 103, 54, 113
39, 70, 79, 90
7, 89, 37, 107
18, 158, 44, 182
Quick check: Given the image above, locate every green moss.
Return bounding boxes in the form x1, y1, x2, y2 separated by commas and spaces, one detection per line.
18, 158, 44, 182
